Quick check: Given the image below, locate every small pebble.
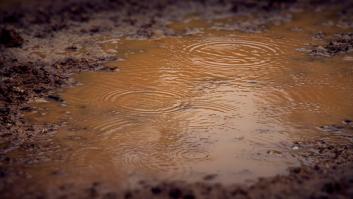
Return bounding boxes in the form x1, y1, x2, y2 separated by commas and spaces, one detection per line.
292, 146, 299, 150
343, 119, 352, 125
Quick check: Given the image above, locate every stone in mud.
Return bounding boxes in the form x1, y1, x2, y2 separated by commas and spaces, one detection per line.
292, 145, 299, 150
343, 119, 352, 125
0, 28, 24, 48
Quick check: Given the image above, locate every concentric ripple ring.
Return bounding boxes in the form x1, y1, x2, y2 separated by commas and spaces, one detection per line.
182, 38, 283, 68
103, 90, 185, 113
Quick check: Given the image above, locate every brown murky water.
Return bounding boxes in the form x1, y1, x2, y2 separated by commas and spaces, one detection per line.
25, 13, 353, 191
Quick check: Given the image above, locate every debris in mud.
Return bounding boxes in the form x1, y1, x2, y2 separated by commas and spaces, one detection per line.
0, 28, 24, 47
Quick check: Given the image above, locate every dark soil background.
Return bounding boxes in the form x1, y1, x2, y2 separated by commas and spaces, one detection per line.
1, 0, 353, 198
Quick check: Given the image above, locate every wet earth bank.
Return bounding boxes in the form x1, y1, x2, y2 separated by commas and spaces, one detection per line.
1, 0, 353, 199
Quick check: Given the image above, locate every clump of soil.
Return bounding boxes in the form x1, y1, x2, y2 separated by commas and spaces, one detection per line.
0, 57, 113, 157
311, 33, 353, 56
230, 0, 297, 12
209, 0, 298, 33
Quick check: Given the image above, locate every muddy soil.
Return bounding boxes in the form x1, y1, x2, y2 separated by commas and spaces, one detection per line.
310, 33, 353, 56
1, 0, 353, 198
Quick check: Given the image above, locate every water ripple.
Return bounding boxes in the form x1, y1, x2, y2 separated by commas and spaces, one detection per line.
102, 90, 186, 113
180, 37, 283, 68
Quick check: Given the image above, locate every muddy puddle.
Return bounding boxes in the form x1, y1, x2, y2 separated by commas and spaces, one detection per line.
23, 13, 353, 191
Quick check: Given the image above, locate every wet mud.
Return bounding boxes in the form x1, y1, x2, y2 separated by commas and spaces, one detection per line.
1, 0, 353, 199
310, 33, 353, 56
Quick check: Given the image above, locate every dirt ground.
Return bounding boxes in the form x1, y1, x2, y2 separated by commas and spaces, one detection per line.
1, 0, 353, 198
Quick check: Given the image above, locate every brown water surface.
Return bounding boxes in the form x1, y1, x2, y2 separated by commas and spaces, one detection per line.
24, 13, 353, 191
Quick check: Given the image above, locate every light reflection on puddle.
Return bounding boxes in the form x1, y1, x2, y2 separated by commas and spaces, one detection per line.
24, 15, 353, 191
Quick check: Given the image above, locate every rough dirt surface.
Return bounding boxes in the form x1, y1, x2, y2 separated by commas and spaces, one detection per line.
1, 0, 353, 198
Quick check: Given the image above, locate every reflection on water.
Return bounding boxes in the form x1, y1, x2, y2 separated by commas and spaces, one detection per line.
25, 14, 353, 191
